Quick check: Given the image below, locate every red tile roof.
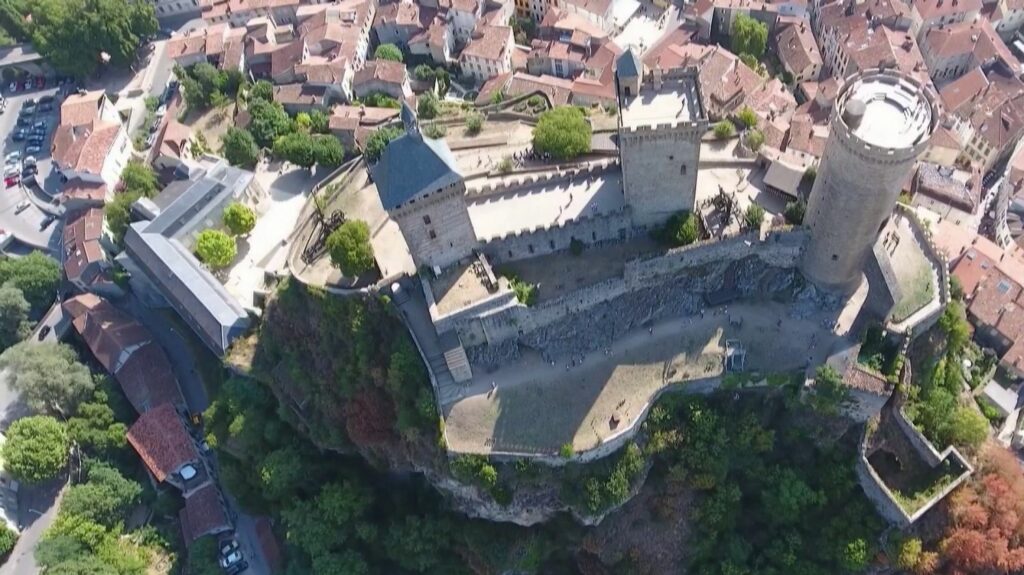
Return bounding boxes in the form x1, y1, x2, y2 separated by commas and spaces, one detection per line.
62, 208, 105, 285
461, 25, 512, 61
180, 483, 230, 545
127, 404, 199, 483
116, 342, 184, 414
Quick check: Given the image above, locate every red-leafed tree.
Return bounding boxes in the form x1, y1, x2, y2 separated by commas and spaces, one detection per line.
344, 388, 396, 446
937, 447, 1024, 574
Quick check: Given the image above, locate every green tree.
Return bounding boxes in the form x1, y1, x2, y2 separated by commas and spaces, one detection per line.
309, 110, 330, 134
221, 127, 260, 168
222, 202, 256, 236
0, 251, 60, 314
104, 191, 142, 246
896, 537, 923, 570
326, 221, 375, 276
736, 106, 758, 129
67, 388, 128, 461
26, 0, 157, 79
248, 99, 293, 148
840, 538, 869, 572
61, 462, 142, 527
0, 523, 16, 556
274, 132, 317, 168
363, 126, 402, 163
384, 516, 450, 572
0, 342, 94, 414
464, 112, 484, 136
745, 129, 765, 152
414, 64, 436, 82
374, 43, 403, 62
259, 447, 306, 501
1, 415, 68, 483
808, 365, 849, 416
939, 300, 970, 358
655, 211, 700, 247
417, 91, 440, 120
187, 537, 223, 575
295, 112, 312, 131
194, 230, 237, 270
0, 284, 30, 351
762, 467, 824, 525
313, 134, 345, 167
532, 107, 592, 160
118, 161, 158, 198
744, 204, 765, 229
732, 14, 768, 60
249, 79, 275, 103
713, 120, 735, 139
784, 200, 806, 225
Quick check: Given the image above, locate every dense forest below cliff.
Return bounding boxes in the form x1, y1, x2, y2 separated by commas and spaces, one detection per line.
216, 280, 886, 574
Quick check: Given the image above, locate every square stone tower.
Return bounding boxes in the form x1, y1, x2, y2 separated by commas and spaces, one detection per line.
374, 104, 478, 269
616, 51, 708, 228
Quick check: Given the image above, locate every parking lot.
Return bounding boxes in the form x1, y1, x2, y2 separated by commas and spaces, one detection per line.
0, 83, 67, 254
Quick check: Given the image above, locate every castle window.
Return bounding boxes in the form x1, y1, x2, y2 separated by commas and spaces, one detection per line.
832, 254, 838, 261
423, 215, 431, 225
592, 231, 596, 240
681, 165, 687, 174
528, 244, 534, 254
429, 230, 437, 239
549, 240, 555, 249
668, 155, 674, 160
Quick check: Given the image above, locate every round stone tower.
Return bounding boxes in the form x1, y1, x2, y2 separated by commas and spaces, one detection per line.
801, 69, 937, 295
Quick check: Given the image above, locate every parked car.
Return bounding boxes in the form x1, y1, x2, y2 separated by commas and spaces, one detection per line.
38, 101, 52, 113
22, 165, 37, 177
7, 82, 16, 93
14, 201, 29, 214
39, 214, 55, 230
5, 151, 20, 164
23, 156, 36, 166
25, 144, 41, 154
218, 539, 239, 558
16, 116, 31, 127
37, 325, 51, 340
11, 129, 26, 141
27, 135, 44, 146
4, 175, 19, 187
225, 560, 248, 575
38, 95, 54, 104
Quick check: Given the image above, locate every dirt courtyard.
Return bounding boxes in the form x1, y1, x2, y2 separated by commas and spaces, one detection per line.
443, 300, 856, 455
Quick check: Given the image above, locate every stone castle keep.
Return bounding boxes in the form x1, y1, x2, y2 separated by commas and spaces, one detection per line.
373, 48, 708, 271
372, 66, 937, 382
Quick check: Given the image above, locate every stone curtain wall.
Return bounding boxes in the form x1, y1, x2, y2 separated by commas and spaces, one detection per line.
451, 229, 809, 347
482, 210, 635, 264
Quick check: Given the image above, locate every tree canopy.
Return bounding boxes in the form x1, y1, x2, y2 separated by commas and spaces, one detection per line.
654, 211, 700, 247
104, 191, 142, 247
373, 43, 403, 62
176, 63, 245, 111
0, 252, 60, 314
0, 342, 95, 414
194, 230, 237, 270
222, 127, 260, 168
16, 0, 157, 79
249, 80, 275, 103
417, 92, 440, 120
732, 14, 768, 60
248, 99, 293, 149
0, 284, 31, 352
363, 127, 402, 163
1, 415, 69, 483
326, 221, 375, 277
736, 106, 758, 130
61, 462, 142, 527
713, 120, 735, 139
744, 203, 765, 229
222, 202, 256, 236
274, 133, 317, 168
532, 107, 592, 160
118, 161, 159, 198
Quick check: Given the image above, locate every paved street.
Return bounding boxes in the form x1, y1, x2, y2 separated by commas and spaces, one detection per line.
0, 478, 65, 575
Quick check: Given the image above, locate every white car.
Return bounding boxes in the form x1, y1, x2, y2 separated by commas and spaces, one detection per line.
5, 151, 20, 164
14, 201, 29, 214
23, 156, 36, 167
